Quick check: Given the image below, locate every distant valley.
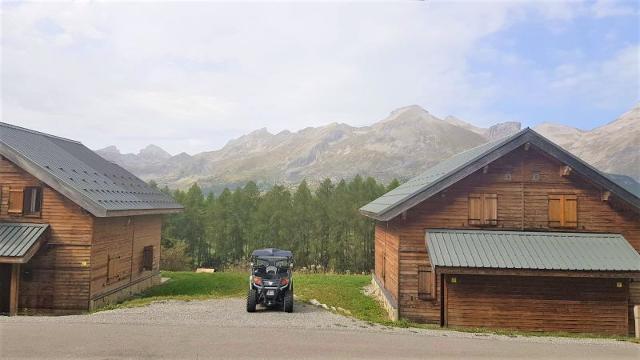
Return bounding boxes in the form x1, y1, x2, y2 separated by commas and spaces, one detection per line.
96, 104, 640, 191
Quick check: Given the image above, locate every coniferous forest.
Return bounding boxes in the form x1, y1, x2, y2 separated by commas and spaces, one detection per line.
157, 176, 400, 273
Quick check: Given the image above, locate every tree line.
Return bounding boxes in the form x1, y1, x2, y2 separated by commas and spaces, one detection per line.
158, 176, 399, 273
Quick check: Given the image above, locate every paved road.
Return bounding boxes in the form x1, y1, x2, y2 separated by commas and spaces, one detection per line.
1, 299, 638, 359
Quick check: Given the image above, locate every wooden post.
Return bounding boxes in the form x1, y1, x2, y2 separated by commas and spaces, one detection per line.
9, 263, 20, 316
634, 305, 640, 339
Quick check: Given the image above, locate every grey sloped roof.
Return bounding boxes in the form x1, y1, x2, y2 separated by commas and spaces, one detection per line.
360, 128, 640, 221
606, 173, 640, 199
0, 122, 183, 217
426, 229, 640, 272
0, 223, 49, 263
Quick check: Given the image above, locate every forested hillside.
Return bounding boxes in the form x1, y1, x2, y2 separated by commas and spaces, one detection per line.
159, 176, 399, 273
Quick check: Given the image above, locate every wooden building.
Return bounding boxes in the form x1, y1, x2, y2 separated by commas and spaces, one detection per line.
0, 123, 182, 315
361, 128, 640, 335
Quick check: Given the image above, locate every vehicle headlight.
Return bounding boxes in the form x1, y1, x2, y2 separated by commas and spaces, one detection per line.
280, 278, 289, 286
253, 276, 262, 286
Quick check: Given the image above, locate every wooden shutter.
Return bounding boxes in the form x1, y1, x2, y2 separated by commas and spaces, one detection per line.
548, 194, 577, 228
418, 266, 435, 300
548, 195, 562, 227
468, 194, 482, 225
563, 194, 577, 228
469, 193, 498, 226
8, 189, 24, 214
483, 194, 498, 225
143, 246, 154, 271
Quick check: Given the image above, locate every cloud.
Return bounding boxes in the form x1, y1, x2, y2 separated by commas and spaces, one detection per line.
1, 1, 637, 154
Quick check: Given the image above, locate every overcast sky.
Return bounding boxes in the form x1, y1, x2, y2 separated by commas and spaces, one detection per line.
2, 1, 638, 155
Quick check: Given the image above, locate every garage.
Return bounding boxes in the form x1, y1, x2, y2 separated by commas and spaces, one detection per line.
426, 230, 640, 335
444, 274, 629, 335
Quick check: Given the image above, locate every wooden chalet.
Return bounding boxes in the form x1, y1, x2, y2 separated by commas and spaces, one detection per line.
361, 128, 640, 335
0, 123, 183, 315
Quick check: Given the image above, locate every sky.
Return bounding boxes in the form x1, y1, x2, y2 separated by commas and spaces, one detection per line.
1, 0, 638, 155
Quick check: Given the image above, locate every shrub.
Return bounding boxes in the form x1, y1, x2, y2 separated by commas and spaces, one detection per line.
161, 240, 193, 271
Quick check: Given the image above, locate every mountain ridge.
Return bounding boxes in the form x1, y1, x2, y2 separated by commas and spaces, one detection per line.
96, 104, 639, 191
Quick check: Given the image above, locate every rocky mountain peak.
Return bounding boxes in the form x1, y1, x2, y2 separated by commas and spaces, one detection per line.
139, 144, 171, 160
485, 122, 522, 141
98, 145, 121, 155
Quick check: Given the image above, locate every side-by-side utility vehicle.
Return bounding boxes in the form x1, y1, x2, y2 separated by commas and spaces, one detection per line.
246, 248, 294, 313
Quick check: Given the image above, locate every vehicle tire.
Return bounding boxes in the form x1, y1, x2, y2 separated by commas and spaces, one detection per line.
246, 288, 257, 313
283, 289, 294, 313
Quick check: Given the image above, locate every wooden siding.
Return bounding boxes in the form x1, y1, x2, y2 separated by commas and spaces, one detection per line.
90, 215, 162, 301
374, 223, 399, 301
0, 156, 93, 312
445, 275, 629, 335
374, 147, 640, 330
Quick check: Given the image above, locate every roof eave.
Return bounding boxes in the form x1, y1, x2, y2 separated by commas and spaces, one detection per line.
103, 207, 184, 217
358, 208, 385, 221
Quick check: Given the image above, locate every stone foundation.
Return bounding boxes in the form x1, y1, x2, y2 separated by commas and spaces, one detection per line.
371, 274, 399, 321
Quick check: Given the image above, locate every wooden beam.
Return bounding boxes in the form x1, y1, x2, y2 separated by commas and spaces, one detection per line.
482, 165, 489, 174
560, 165, 572, 176
524, 142, 531, 151
601, 191, 611, 202
9, 263, 20, 316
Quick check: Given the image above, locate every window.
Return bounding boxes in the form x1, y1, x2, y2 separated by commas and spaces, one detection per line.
468, 193, 498, 226
142, 246, 154, 271
548, 194, 577, 228
23, 187, 42, 216
8, 188, 24, 214
418, 266, 436, 300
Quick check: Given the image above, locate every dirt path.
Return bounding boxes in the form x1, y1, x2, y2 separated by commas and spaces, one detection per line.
1, 299, 637, 359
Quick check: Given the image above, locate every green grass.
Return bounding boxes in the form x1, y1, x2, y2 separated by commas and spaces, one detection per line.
101, 271, 639, 343
294, 274, 389, 324
99, 271, 246, 310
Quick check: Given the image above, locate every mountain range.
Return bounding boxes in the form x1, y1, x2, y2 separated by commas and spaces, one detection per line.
96, 104, 640, 191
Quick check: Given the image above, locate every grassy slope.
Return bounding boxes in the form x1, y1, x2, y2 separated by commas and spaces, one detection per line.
106, 271, 638, 343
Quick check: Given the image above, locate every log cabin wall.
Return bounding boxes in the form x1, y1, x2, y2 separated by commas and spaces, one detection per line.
90, 215, 162, 307
384, 147, 640, 325
444, 275, 629, 335
374, 222, 399, 301
0, 157, 93, 313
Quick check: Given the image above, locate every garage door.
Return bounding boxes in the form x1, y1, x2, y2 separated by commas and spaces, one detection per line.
445, 275, 629, 335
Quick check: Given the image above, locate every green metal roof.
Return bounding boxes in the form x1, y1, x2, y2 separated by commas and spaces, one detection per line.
0, 223, 49, 262
360, 128, 640, 221
426, 229, 640, 272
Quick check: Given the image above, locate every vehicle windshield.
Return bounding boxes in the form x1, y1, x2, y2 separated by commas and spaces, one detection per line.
253, 256, 291, 279
254, 256, 290, 268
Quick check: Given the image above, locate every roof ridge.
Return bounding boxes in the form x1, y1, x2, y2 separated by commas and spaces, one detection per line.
0, 122, 82, 144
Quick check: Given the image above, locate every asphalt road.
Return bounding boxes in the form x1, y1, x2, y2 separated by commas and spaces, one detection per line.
1, 299, 638, 359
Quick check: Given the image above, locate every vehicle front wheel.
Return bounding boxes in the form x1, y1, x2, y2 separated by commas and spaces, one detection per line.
246, 288, 257, 313
283, 289, 293, 313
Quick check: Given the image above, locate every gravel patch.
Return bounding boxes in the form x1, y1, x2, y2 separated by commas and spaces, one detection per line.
0, 298, 636, 348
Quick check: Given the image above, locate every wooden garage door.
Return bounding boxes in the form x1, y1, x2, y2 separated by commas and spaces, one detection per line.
445, 275, 629, 335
